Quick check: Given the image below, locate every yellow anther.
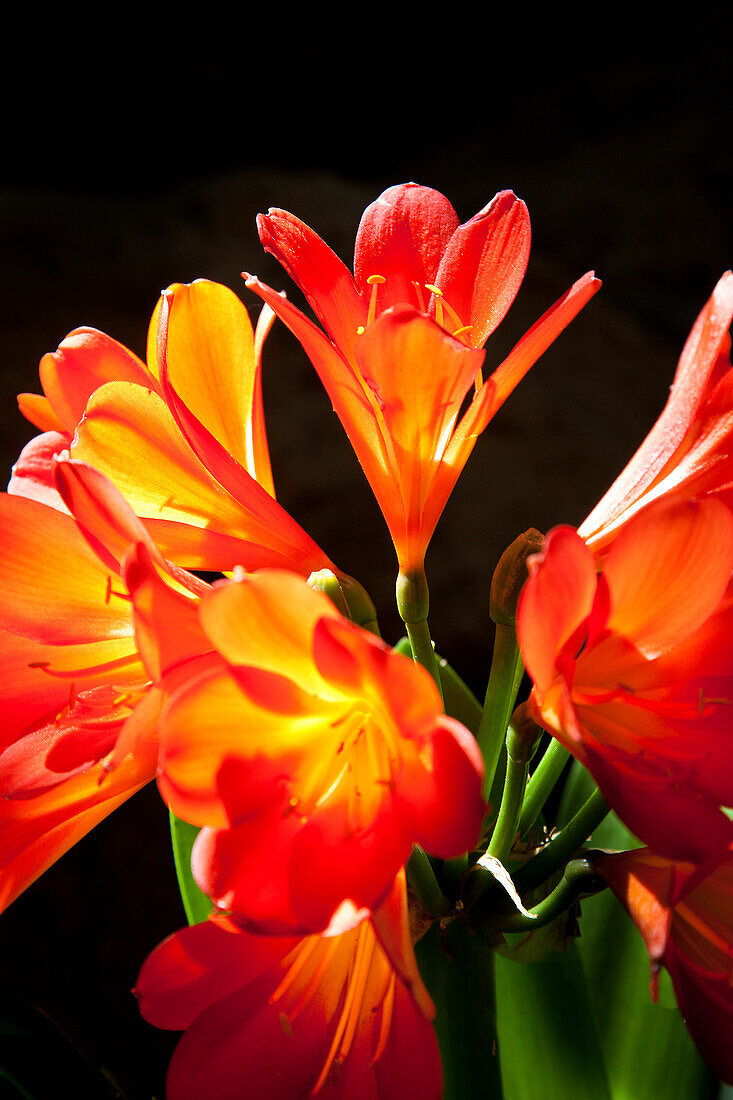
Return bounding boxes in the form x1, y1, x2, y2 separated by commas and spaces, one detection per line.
451, 324, 474, 340
365, 274, 386, 326
356, 325, 365, 335
424, 284, 444, 327
425, 283, 467, 334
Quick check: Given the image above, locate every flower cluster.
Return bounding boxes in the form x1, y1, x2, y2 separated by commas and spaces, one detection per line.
2, 181, 731, 1097
516, 272, 733, 1080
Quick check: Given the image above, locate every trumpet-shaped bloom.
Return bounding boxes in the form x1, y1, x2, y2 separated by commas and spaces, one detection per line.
0, 459, 212, 912
580, 271, 733, 553
594, 846, 733, 1083
247, 182, 600, 571
155, 569, 485, 934
14, 279, 333, 577
136, 871, 441, 1100
517, 496, 733, 863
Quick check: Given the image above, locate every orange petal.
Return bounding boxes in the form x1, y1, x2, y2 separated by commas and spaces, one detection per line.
71, 381, 329, 575
16, 392, 64, 433
157, 280, 271, 482
603, 497, 733, 658
39, 326, 155, 432
199, 571, 340, 694
0, 737, 157, 914
581, 272, 733, 547
0, 494, 133, 644
516, 526, 598, 694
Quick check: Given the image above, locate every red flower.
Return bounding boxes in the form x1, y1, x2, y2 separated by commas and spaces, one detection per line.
580, 272, 733, 553
0, 460, 213, 911
246, 183, 599, 573
14, 279, 333, 577
594, 846, 733, 1083
154, 568, 485, 934
517, 496, 733, 863
135, 870, 442, 1100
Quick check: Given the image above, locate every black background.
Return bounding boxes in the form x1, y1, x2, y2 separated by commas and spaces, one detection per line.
0, 12, 731, 1097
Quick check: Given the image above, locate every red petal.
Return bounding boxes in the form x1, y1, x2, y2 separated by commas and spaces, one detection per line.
516, 526, 598, 694
256, 208, 365, 362
354, 183, 459, 308
434, 190, 530, 347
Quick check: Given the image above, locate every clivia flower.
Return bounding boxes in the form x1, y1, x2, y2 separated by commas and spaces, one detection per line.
154, 568, 485, 935
594, 846, 733, 1083
14, 279, 335, 579
135, 870, 442, 1100
516, 495, 733, 863
0, 459, 214, 912
580, 271, 733, 554
246, 183, 600, 576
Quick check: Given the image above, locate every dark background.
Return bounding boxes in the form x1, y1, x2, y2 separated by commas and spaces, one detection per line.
0, 14, 731, 1097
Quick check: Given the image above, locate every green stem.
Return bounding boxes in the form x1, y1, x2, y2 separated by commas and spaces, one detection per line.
489, 857, 605, 931
486, 745, 528, 865
515, 787, 610, 894
404, 618, 443, 699
477, 623, 524, 801
407, 845, 450, 917
397, 569, 443, 700
518, 738, 570, 837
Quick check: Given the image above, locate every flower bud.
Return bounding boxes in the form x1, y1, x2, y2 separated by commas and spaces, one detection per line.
490, 528, 544, 627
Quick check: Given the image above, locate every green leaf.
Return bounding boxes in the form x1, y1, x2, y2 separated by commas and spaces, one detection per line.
416, 920, 504, 1099
170, 810, 212, 926
495, 939, 613, 1099
576, 812, 717, 1099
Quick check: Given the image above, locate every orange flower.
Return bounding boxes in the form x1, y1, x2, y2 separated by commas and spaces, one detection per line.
516, 496, 733, 863
0, 460, 213, 912
580, 271, 733, 554
246, 183, 600, 573
154, 568, 485, 934
14, 279, 333, 577
135, 870, 442, 1100
594, 846, 733, 1083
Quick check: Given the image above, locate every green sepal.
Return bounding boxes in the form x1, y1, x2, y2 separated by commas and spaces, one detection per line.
169, 810, 212, 926
415, 919, 503, 1099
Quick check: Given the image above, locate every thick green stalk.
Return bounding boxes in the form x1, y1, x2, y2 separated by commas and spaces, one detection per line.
407, 845, 450, 917
518, 738, 570, 837
486, 749, 528, 865
515, 788, 610, 894
397, 569, 443, 698
489, 857, 605, 931
477, 623, 524, 801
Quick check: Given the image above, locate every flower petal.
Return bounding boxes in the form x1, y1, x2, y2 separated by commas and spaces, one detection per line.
517, 526, 598, 694
8, 430, 70, 511
0, 495, 133, 644
354, 182, 459, 308
602, 497, 733, 658
38, 326, 154, 432
580, 271, 733, 547
434, 190, 531, 347
256, 208, 365, 360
